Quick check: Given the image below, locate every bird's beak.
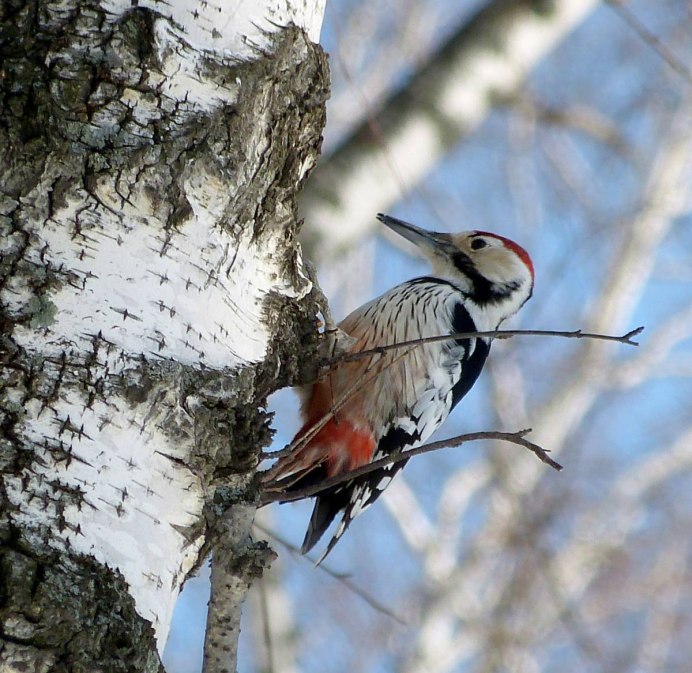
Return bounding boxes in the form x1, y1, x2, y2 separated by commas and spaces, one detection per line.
377, 213, 452, 254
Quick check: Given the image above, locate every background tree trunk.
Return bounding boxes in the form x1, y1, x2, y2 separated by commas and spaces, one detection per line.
300, 0, 598, 258
0, 0, 327, 669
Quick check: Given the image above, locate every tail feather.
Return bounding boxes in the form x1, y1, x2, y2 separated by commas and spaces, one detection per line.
263, 386, 378, 560
312, 510, 353, 566
301, 488, 350, 555
302, 461, 411, 563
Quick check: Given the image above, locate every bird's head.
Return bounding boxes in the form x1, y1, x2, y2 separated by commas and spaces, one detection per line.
378, 213, 534, 313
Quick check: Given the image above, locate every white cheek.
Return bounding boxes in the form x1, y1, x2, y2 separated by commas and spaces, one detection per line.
432, 258, 466, 280
477, 250, 515, 283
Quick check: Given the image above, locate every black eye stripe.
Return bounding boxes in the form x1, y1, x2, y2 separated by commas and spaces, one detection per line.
471, 238, 487, 250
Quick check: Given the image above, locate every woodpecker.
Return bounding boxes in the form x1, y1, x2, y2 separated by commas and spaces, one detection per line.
264, 213, 534, 562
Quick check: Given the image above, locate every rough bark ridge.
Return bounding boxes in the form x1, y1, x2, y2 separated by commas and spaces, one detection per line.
0, 1, 328, 669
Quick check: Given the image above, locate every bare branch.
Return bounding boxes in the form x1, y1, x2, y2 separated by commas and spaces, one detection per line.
333, 326, 645, 364
605, 0, 692, 85
257, 580, 276, 673
261, 429, 562, 505
254, 522, 407, 624
262, 326, 639, 474
203, 500, 276, 673
500, 92, 630, 154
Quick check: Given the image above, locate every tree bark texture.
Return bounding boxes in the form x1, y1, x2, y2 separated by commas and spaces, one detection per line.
0, 0, 328, 669
202, 497, 276, 673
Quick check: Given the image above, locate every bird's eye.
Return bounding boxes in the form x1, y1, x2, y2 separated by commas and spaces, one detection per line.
471, 238, 488, 250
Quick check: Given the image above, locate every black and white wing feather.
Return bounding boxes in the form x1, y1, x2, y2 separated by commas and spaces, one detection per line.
302, 280, 491, 562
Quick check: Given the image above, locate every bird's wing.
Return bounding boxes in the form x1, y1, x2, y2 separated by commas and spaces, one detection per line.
335, 279, 471, 431
296, 281, 492, 562
304, 381, 458, 563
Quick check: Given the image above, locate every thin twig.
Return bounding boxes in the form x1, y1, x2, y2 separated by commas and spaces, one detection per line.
261, 345, 412, 468
257, 578, 275, 673
254, 522, 407, 624
332, 326, 645, 365
262, 429, 561, 505
604, 0, 692, 86
262, 328, 634, 492
263, 326, 643, 465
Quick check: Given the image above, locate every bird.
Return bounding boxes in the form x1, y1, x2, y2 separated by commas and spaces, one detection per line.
263, 213, 534, 563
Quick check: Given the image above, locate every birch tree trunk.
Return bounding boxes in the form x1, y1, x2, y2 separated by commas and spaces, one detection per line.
0, 0, 327, 669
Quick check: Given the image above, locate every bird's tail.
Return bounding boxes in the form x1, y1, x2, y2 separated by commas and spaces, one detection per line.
300, 487, 350, 555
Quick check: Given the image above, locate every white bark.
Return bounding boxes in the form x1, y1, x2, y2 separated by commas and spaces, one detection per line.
1, 0, 327, 667
102, 0, 325, 57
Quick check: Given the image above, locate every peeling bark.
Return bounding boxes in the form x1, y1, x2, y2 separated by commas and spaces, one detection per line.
0, 0, 328, 669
